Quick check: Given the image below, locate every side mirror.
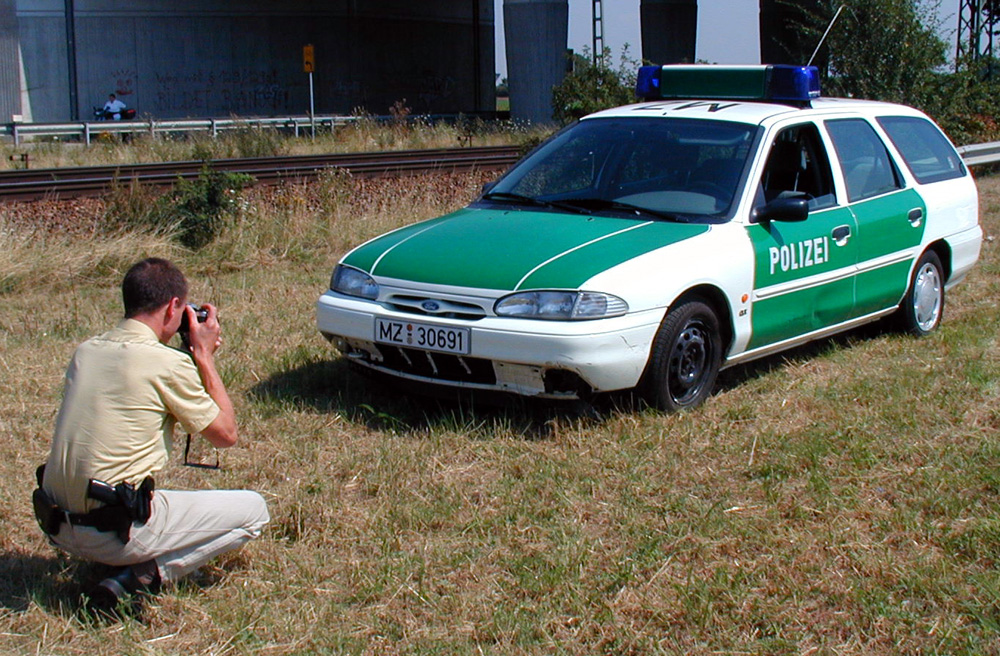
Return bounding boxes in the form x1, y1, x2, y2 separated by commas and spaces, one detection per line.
751, 197, 809, 223
481, 180, 497, 195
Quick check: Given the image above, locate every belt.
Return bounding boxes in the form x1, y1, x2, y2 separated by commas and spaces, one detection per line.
33, 465, 146, 543
64, 504, 130, 532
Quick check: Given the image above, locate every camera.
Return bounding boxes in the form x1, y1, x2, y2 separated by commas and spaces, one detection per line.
178, 303, 208, 349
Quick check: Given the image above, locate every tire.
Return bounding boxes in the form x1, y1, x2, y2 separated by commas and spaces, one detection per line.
897, 250, 944, 337
643, 299, 722, 412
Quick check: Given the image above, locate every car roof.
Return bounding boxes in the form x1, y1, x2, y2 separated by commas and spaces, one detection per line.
584, 97, 927, 126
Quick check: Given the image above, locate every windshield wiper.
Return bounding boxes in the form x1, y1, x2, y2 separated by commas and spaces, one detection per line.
481, 191, 546, 206
480, 192, 590, 215
555, 198, 686, 222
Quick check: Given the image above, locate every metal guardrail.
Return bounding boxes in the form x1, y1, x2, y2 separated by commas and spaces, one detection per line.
6, 116, 1000, 167
5, 115, 360, 146
957, 141, 1000, 167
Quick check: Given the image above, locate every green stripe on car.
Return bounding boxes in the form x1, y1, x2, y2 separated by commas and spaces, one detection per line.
345, 208, 709, 291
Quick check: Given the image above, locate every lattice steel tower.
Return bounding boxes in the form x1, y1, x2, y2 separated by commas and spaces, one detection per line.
957, 0, 1000, 65
593, 0, 604, 63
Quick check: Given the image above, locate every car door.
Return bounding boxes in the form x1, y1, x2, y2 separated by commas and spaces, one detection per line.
746, 122, 859, 350
824, 118, 925, 316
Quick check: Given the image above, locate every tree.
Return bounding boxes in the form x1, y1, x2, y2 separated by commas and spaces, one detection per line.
784, 0, 948, 107
785, 0, 1000, 144
551, 46, 641, 125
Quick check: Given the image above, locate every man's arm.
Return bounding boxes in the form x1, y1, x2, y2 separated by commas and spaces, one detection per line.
185, 304, 238, 448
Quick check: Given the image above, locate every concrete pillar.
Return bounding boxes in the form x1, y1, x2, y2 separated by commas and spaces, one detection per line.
503, 0, 568, 124
759, 0, 821, 65
0, 0, 19, 122
640, 0, 697, 65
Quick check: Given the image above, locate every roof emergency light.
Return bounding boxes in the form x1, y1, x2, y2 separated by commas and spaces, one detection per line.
636, 64, 821, 106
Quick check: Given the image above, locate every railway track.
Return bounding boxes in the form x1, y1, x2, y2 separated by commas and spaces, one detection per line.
0, 146, 523, 202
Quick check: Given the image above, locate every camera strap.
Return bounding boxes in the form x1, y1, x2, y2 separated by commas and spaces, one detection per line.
183, 433, 220, 469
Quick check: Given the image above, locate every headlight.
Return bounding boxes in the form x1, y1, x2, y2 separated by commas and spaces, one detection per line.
331, 265, 379, 300
494, 291, 628, 320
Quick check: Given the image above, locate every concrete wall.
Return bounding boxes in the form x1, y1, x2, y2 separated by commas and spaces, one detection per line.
503, 0, 567, 124
14, 0, 494, 122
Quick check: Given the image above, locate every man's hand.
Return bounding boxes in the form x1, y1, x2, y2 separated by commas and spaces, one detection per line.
185, 303, 222, 359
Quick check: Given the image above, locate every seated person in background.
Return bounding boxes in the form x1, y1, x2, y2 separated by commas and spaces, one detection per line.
103, 94, 127, 120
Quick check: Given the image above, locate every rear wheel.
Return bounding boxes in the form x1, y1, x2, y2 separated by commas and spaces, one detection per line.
643, 299, 722, 412
897, 250, 944, 336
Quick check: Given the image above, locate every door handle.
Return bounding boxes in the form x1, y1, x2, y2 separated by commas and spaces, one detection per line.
832, 225, 852, 245
908, 208, 924, 227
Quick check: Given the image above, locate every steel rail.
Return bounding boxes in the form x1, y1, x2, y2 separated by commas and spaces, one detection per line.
0, 146, 523, 202
4, 141, 996, 203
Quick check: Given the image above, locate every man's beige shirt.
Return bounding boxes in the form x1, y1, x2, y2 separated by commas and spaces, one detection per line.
44, 319, 220, 513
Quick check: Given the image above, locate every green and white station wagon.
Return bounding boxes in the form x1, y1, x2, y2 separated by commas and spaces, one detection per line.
317, 65, 982, 410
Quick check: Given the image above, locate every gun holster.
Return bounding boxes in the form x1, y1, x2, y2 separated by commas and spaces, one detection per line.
32, 464, 154, 544
32, 484, 63, 536
116, 477, 155, 523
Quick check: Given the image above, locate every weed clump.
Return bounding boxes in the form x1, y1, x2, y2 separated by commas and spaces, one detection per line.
100, 167, 254, 250
170, 168, 254, 249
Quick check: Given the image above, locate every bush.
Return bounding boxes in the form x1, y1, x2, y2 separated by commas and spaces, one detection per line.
552, 46, 641, 124
920, 61, 1000, 145
170, 167, 254, 249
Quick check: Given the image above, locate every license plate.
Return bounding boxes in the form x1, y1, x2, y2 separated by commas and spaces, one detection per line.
374, 318, 471, 355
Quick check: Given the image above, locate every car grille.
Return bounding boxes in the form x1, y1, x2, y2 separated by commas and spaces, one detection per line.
377, 345, 497, 385
384, 294, 488, 320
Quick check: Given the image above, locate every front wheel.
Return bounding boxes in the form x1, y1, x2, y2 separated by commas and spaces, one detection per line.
896, 250, 944, 337
643, 299, 722, 412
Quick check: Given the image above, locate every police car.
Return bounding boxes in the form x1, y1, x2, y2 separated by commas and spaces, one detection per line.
316, 65, 981, 410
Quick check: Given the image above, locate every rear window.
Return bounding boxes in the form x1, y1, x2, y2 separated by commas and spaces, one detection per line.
877, 116, 966, 184
826, 118, 903, 202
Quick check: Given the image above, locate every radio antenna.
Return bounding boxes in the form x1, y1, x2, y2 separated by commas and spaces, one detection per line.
808, 4, 847, 67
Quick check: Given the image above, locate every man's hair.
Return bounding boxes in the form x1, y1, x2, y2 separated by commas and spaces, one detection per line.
122, 258, 187, 318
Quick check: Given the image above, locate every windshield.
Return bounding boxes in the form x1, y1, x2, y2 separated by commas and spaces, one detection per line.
483, 117, 759, 221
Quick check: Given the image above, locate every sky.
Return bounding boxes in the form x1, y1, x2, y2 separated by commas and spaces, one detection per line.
493, 0, 962, 79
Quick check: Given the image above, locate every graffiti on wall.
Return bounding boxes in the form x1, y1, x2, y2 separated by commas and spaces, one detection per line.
153, 69, 290, 116
112, 69, 136, 99
414, 72, 456, 111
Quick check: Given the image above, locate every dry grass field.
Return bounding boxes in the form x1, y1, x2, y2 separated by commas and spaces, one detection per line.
0, 117, 541, 170
0, 168, 998, 655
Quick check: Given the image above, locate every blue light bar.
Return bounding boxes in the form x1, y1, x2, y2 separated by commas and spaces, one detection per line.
636, 65, 662, 99
769, 66, 821, 102
635, 65, 821, 106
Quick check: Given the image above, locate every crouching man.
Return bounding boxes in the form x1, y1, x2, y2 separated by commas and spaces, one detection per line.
33, 257, 269, 610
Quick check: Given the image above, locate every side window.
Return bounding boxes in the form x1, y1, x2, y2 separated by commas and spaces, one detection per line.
825, 118, 904, 202
757, 123, 836, 210
877, 115, 966, 184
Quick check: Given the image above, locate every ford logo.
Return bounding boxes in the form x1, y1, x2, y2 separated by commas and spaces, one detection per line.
421, 300, 441, 312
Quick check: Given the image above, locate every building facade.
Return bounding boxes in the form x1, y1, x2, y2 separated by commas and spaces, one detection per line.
6, 0, 494, 122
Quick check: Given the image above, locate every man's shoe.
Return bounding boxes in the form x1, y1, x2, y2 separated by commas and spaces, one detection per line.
85, 580, 121, 617
86, 562, 161, 618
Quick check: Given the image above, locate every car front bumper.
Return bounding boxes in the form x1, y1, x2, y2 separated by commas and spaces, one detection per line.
316, 291, 663, 397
